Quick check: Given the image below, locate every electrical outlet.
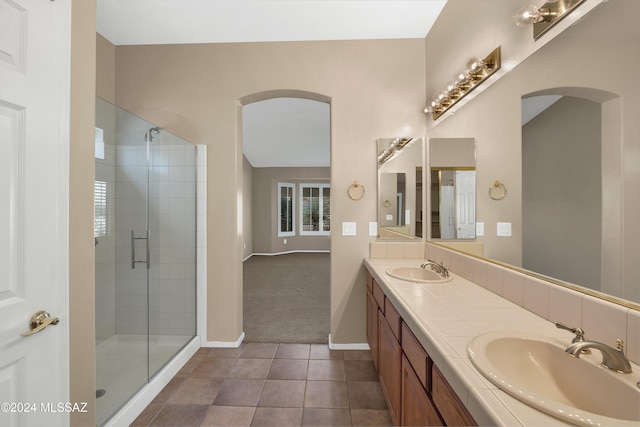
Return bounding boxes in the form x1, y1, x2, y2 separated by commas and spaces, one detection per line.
476, 222, 484, 237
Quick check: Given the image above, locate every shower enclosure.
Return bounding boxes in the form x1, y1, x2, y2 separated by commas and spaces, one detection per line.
94, 97, 197, 425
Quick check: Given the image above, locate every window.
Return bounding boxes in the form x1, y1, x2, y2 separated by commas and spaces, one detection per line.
94, 180, 107, 237
300, 184, 330, 235
278, 183, 295, 237
95, 127, 105, 160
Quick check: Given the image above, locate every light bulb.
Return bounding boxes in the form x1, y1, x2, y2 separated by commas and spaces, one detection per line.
466, 57, 485, 75
514, 4, 541, 27
455, 71, 471, 86
444, 81, 458, 96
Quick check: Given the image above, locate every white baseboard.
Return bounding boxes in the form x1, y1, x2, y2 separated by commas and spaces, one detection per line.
104, 336, 200, 427
328, 334, 371, 351
246, 250, 330, 260
206, 332, 245, 348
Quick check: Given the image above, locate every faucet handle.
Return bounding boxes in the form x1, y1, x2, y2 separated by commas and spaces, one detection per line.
555, 322, 586, 343
616, 339, 625, 353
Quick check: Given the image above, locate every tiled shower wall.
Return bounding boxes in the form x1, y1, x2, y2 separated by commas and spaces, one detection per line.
369, 241, 640, 365
148, 141, 197, 336
95, 140, 117, 342
113, 143, 197, 336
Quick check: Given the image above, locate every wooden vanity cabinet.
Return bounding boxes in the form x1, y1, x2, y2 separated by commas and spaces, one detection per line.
432, 365, 476, 427
366, 289, 379, 369
378, 300, 402, 425
401, 354, 443, 426
366, 272, 477, 427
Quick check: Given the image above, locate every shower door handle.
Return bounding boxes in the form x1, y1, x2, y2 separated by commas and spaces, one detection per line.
131, 230, 150, 269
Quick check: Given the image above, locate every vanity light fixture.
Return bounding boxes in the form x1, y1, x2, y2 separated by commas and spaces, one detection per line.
513, 0, 586, 40
424, 47, 501, 121
377, 137, 414, 166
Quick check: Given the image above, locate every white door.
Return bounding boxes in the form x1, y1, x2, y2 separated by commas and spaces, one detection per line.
0, 0, 71, 426
439, 185, 455, 239
455, 170, 476, 238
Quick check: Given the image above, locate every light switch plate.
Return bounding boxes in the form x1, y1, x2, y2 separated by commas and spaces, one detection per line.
476, 222, 485, 237
497, 222, 512, 237
342, 221, 357, 236
369, 222, 378, 236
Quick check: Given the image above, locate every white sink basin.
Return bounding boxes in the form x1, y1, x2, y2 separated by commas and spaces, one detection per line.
468, 332, 640, 426
385, 267, 452, 283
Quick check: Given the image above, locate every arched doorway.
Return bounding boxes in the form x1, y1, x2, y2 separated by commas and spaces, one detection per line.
239, 90, 331, 343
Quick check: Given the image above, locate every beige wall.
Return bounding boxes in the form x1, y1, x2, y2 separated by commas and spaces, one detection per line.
252, 167, 331, 254
243, 155, 254, 258
425, 0, 640, 303
108, 39, 426, 344
96, 33, 115, 103
70, 0, 96, 425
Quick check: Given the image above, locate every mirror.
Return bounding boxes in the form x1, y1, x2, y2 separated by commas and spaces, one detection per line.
429, 138, 476, 240
426, 0, 640, 307
377, 138, 423, 240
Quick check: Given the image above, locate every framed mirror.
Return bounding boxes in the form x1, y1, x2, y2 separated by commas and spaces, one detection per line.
377, 138, 423, 240
429, 138, 476, 240
425, 0, 640, 308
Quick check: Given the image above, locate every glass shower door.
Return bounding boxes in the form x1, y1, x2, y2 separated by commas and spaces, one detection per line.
95, 98, 152, 425
95, 97, 197, 425
147, 129, 197, 377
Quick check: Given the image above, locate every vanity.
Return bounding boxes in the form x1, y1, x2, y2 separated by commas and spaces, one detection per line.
364, 251, 640, 426
366, 265, 475, 426
367, 2, 640, 424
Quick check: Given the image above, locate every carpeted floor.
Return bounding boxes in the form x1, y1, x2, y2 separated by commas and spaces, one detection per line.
243, 252, 330, 343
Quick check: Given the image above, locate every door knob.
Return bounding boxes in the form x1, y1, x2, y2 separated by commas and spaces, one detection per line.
20, 310, 59, 337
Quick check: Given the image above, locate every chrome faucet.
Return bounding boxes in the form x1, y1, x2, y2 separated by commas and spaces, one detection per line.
565, 339, 633, 374
555, 322, 591, 354
420, 259, 449, 277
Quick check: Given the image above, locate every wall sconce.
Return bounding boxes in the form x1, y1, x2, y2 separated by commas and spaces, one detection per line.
378, 137, 414, 166
424, 47, 501, 121
513, 0, 586, 40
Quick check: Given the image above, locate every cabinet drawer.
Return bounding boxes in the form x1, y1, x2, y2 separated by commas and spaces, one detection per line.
401, 322, 428, 388
372, 279, 385, 313
366, 271, 373, 292
384, 297, 401, 341
432, 365, 477, 427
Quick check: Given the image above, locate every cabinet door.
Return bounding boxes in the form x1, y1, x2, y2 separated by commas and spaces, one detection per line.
378, 310, 401, 425
432, 366, 477, 427
401, 355, 443, 427
366, 289, 379, 369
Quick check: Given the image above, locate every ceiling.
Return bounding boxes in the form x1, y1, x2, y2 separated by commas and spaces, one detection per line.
243, 98, 331, 167
96, 0, 448, 167
97, 0, 447, 46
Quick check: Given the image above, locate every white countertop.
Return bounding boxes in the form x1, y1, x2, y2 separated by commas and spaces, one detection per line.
364, 258, 617, 426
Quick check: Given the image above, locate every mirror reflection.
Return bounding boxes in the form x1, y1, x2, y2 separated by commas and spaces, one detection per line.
426, 0, 640, 306
377, 138, 423, 240
429, 138, 476, 240
522, 94, 602, 292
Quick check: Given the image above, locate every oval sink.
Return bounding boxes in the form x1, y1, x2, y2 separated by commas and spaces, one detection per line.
385, 267, 452, 283
468, 332, 640, 426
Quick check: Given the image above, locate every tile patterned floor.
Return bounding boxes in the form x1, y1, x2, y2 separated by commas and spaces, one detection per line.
131, 343, 391, 426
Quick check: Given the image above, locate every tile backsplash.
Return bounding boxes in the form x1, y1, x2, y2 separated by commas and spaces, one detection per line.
369, 241, 639, 365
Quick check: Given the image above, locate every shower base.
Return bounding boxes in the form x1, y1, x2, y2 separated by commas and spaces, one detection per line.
96, 333, 193, 426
